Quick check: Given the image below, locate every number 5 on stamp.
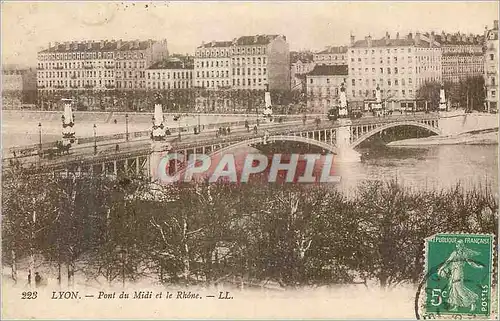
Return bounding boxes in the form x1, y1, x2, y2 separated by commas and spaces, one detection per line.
424, 233, 494, 317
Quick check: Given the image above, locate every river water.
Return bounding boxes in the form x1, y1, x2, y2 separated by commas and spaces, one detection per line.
337, 144, 498, 194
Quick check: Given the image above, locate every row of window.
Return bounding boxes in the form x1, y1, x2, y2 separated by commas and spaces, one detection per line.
197, 70, 230, 78
38, 70, 116, 79
196, 46, 267, 58
314, 55, 346, 61
148, 81, 191, 89
233, 67, 267, 76
37, 61, 116, 70
38, 79, 115, 88
350, 78, 415, 87
38, 51, 116, 61
195, 56, 268, 68
147, 71, 192, 80
351, 48, 413, 55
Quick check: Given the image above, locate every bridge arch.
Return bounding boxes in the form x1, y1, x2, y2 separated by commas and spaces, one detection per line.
208, 135, 338, 158
350, 121, 441, 148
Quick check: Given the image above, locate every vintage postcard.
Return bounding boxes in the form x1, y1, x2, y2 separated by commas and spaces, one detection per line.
1, 1, 498, 319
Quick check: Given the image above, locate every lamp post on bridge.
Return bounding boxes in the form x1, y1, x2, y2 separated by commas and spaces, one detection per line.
93, 124, 97, 155
125, 113, 129, 142
38, 122, 42, 155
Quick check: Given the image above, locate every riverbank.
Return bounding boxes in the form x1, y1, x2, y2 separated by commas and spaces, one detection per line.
387, 128, 498, 147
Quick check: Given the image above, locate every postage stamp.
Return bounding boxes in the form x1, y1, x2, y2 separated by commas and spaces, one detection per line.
421, 233, 495, 318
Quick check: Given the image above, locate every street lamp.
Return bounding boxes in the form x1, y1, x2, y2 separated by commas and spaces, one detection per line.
93, 124, 97, 155
125, 113, 129, 142
38, 122, 42, 155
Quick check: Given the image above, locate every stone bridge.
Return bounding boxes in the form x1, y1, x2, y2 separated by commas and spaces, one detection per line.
8, 113, 449, 178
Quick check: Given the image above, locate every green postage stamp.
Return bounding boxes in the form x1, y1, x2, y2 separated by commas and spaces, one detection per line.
423, 233, 495, 318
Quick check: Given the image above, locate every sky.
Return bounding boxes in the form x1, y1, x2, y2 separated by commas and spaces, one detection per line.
1, 1, 499, 67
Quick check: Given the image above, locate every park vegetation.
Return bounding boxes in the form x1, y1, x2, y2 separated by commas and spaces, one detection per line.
2, 166, 497, 289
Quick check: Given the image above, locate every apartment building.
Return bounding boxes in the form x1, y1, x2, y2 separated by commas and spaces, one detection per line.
146, 57, 194, 90
313, 46, 348, 65
348, 32, 442, 110
435, 32, 484, 83
305, 64, 348, 113
194, 34, 290, 91
290, 51, 315, 91
36, 39, 168, 92
484, 20, 499, 112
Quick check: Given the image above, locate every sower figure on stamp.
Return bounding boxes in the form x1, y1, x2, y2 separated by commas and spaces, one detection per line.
437, 240, 484, 312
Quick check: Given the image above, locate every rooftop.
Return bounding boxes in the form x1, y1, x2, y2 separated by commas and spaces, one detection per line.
352, 33, 440, 48
39, 39, 164, 53
197, 34, 285, 49
148, 57, 193, 70
316, 46, 348, 55
307, 64, 348, 76
290, 51, 314, 63
434, 33, 484, 45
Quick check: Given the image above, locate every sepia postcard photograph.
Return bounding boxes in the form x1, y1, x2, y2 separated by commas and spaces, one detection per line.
1, 1, 499, 319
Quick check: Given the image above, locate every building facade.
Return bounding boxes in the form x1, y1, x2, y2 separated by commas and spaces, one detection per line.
436, 32, 484, 83
2, 66, 37, 109
146, 57, 194, 90
484, 20, 499, 112
306, 65, 348, 113
36, 39, 168, 93
348, 32, 442, 110
313, 46, 348, 65
290, 51, 315, 91
194, 34, 290, 91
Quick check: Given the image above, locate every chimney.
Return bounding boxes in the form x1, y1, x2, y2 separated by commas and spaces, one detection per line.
148, 39, 153, 48
385, 32, 390, 45
100, 40, 104, 49
211, 40, 216, 46
134, 39, 139, 49
407, 32, 413, 40
73, 42, 78, 50
254, 35, 258, 43
415, 32, 421, 46
55, 41, 60, 48
65, 41, 70, 50
396, 32, 400, 39
117, 39, 122, 49
365, 35, 372, 47
48, 42, 52, 49
201, 41, 205, 47
350, 34, 355, 46
87, 41, 92, 50
430, 31, 435, 47
494, 20, 498, 30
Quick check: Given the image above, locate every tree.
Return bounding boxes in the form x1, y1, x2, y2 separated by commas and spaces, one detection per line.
458, 76, 485, 112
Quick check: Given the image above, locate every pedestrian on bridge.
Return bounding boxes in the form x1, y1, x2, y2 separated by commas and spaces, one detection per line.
227, 127, 231, 135
253, 125, 258, 134
245, 120, 250, 132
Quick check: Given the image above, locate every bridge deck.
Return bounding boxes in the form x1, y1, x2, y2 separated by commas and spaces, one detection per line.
4, 113, 440, 172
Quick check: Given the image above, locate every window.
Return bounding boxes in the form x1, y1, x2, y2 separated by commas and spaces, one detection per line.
388, 80, 391, 86
394, 67, 398, 74
492, 90, 496, 98
380, 68, 383, 73
387, 68, 391, 74
352, 79, 355, 86
395, 79, 398, 85
492, 77, 496, 86
310, 79, 313, 84
490, 54, 494, 61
